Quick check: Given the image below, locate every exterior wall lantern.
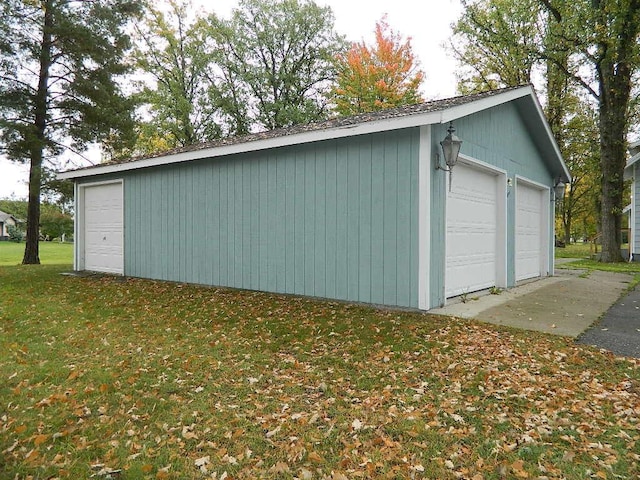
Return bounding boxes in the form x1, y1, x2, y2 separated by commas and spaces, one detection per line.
437, 122, 463, 191
553, 178, 566, 201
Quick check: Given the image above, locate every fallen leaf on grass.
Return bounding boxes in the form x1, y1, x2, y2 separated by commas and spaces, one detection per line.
511, 459, 528, 478
307, 451, 324, 463
24, 449, 39, 463
155, 466, 171, 480
270, 461, 290, 473
195, 455, 210, 473
181, 424, 198, 440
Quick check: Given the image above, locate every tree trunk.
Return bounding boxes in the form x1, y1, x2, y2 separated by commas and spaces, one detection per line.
595, 2, 638, 263
22, 0, 53, 265
598, 98, 626, 262
564, 201, 572, 244
597, 68, 630, 262
23, 158, 42, 264
544, 11, 571, 246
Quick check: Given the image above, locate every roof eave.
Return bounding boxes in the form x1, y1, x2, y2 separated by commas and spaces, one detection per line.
58, 109, 444, 180
57, 85, 553, 181
524, 89, 571, 184
626, 151, 640, 171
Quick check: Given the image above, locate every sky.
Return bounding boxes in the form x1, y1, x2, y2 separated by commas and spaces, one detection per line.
0, 0, 463, 200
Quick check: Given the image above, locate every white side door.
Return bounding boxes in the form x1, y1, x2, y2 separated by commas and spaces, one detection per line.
83, 182, 124, 274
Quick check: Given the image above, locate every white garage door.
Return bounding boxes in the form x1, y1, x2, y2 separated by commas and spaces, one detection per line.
83, 182, 124, 274
516, 181, 545, 281
446, 163, 499, 297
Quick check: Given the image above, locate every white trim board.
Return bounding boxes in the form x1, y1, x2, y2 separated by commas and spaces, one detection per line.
528, 92, 572, 183
418, 125, 431, 310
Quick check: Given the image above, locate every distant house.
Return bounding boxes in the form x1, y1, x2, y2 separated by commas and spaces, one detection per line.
58, 85, 570, 310
624, 140, 640, 261
0, 210, 18, 240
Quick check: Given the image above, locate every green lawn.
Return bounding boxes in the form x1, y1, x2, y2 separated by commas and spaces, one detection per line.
554, 243, 592, 259
1, 266, 638, 479
555, 243, 640, 288
0, 241, 73, 266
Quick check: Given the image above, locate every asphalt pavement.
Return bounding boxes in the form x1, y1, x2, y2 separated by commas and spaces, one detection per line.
577, 285, 640, 358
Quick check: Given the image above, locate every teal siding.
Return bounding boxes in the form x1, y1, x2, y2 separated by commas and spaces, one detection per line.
120, 129, 420, 308
77, 98, 558, 311
429, 102, 554, 307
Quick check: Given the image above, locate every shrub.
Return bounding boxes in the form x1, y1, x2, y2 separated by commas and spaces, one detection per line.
7, 224, 24, 242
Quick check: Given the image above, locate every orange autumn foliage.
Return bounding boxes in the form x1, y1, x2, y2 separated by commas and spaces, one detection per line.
333, 17, 424, 115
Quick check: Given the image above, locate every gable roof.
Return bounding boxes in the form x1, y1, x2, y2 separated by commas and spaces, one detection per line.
58, 85, 570, 183
0, 210, 17, 223
626, 140, 640, 173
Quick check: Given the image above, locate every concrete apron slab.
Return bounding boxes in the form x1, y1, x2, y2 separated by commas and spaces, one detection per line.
431, 269, 635, 337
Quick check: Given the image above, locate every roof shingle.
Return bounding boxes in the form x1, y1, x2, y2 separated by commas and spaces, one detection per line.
103, 85, 525, 168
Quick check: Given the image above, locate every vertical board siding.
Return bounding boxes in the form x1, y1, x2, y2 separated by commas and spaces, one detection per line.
429, 102, 554, 307
122, 129, 420, 308
358, 139, 372, 303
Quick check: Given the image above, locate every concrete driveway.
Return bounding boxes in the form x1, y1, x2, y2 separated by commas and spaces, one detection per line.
432, 267, 636, 339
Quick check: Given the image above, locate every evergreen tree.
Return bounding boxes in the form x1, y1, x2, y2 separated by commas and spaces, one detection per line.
0, 0, 142, 264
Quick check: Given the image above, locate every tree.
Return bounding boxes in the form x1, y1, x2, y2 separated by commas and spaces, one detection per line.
0, 0, 141, 264
534, 0, 640, 261
131, 0, 222, 156
40, 208, 73, 240
588, 1, 640, 260
208, 0, 346, 132
41, 171, 74, 214
0, 199, 72, 241
451, 0, 542, 93
332, 17, 424, 115
0, 200, 28, 221
7, 224, 24, 242
452, 0, 599, 244
557, 99, 601, 243
452, 0, 640, 261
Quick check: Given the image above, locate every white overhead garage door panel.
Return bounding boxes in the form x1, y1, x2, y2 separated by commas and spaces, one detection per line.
516, 181, 545, 281
83, 182, 124, 274
446, 163, 498, 297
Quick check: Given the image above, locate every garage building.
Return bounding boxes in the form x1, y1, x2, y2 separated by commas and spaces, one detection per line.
58, 85, 570, 310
